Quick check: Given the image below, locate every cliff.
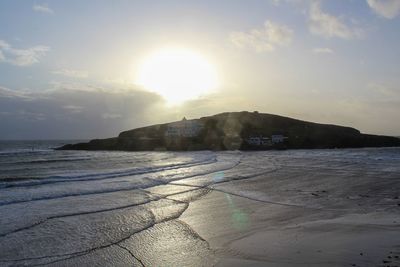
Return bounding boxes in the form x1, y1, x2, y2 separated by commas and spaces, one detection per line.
58, 111, 400, 151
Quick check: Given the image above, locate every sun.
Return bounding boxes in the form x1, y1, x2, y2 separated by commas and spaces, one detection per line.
135, 47, 219, 104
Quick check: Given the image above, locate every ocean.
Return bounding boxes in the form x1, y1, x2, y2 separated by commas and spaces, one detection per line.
1, 140, 400, 266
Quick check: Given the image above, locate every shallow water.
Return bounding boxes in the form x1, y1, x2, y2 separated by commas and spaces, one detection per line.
0, 141, 399, 266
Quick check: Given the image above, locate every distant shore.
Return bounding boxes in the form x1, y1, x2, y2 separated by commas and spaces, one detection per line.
58, 111, 400, 151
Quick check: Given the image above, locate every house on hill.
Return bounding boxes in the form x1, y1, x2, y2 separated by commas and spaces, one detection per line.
245, 136, 272, 146
245, 134, 288, 148
271, 134, 287, 144
165, 117, 203, 138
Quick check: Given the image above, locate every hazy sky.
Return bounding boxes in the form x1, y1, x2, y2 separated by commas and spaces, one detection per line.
1, 0, 400, 139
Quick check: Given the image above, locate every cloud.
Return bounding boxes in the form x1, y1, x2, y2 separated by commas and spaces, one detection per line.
271, 0, 281, 5
309, 1, 362, 39
0, 86, 32, 99
367, 82, 399, 97
102, 113, 122, 119
313, 47, 334, 54
52, 69, 89, 78
270, 0, 305, 5
63, 105, 84, 114
0, 40, 11, 59
367, 0, 400, 19
0, 84, 164, 139
230, 20, 293, 52
0, 40, 49, 66
33, 4, 54, 14
7, 46, 50, 66
48, 81, 100, 92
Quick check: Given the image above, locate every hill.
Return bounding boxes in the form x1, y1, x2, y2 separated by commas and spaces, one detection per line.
58, 111, 400, 151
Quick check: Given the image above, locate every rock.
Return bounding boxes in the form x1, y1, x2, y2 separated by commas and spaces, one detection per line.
57, 111, 400, 151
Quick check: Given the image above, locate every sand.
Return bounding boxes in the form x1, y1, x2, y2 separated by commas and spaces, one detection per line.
1, 148, 399, 266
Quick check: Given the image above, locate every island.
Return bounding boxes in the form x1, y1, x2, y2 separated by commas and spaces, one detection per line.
58, 111, 400, 151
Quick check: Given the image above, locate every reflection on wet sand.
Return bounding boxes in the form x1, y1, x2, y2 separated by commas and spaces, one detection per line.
225, 194, 249, 231
1, 148, 400, 266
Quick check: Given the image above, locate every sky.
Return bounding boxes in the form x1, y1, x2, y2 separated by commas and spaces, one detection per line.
0, 0, 400, 139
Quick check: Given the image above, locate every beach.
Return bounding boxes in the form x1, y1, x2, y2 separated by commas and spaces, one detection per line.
0, 144, 399, 266
2, 0, 400, 266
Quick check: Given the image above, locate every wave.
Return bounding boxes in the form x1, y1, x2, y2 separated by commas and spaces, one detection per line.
0, 154, 218, 189
0, 154, 242, 206
17, 158, 92, 164
0, 150, 53, 157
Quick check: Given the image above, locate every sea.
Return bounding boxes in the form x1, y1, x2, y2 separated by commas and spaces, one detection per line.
0, 139, 232, 185
1, 140, 400, 183
1, 140, 400, 266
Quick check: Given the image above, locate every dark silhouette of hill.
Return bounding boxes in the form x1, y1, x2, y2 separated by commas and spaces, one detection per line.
58, 111, 400, 151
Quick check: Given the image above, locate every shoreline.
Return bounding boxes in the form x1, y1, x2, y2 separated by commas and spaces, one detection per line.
0, 148, 399, 266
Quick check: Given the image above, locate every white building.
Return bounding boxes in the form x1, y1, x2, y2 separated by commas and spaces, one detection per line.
246, 136, 271, 146
165, 117, 203, 138
271, 135, 286, 144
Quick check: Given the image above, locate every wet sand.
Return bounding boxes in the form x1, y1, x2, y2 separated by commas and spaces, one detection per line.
181, 153, 400, 267
0, 149, 399, 266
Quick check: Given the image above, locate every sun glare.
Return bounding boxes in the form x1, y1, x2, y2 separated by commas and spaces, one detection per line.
135, 47, 219, 104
